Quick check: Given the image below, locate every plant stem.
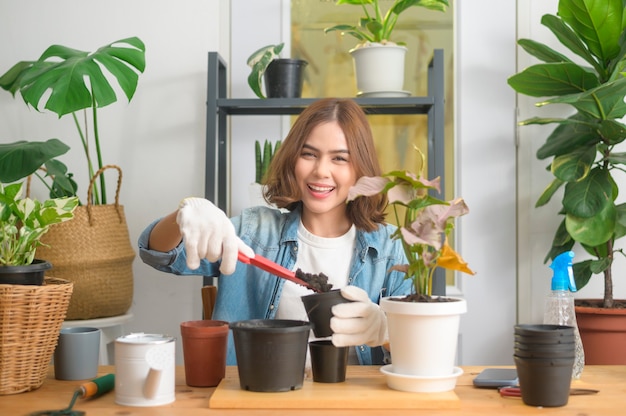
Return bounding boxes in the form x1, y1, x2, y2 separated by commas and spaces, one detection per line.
92, 95, 106, 204
604, 239, 614, 308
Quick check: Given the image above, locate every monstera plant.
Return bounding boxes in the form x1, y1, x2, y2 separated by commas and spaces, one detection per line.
0, 37, 146, 204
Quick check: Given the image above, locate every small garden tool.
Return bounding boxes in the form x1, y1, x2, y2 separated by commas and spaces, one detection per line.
30, 374, 115, 416
237, 251, 323, 292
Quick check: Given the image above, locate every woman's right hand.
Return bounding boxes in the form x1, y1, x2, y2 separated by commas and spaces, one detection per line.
176, 197, 254, 274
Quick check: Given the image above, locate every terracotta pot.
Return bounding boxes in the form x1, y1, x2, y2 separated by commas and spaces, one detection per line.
575, 300, 626, 364
180, 320, 229, 387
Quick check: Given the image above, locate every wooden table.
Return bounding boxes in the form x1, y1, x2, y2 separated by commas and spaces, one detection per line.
1, 365, 623, 415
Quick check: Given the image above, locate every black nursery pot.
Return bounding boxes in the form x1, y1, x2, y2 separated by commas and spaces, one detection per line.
264, 59, 308, 98
0, 259, 51, 285
301, 289, 353, 338
231, 319, 311, 392
514, 355, 574, 407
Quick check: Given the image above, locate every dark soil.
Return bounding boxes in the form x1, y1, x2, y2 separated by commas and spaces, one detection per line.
575, 299, 626, 309
393, 294, 460, 303
295, 269, 333, 292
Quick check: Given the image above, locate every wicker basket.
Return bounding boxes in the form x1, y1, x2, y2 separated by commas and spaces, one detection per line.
36, 165, 135, 320
0, 277, 73, 395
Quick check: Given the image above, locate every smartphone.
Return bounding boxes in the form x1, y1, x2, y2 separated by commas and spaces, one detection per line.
472, 368, 518, 388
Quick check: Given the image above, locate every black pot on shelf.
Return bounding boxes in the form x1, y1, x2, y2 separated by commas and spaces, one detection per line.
264, 59, 307, 98
231, 319, 311, 392
0, 259, 52, 286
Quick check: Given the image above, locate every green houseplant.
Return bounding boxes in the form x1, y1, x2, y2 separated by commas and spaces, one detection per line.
246, 43, 307, 99
0, 181, 78, 282
507, 0, 626, 364
0, 37, 143, 320
347, 148, 473, 391
0, 36, 146, 204
255, 139, 281, 184
0, 180, 77, 395
347, 149, 474, 299
0, 139, 76, 199
249, 139, 282, 208
324, 0, 449, 95
324, 0, 450, 45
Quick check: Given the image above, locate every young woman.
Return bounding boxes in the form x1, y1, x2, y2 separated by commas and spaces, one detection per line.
138, 98, 411, 366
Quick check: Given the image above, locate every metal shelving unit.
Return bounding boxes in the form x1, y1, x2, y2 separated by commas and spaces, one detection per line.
204, 49, 446, 294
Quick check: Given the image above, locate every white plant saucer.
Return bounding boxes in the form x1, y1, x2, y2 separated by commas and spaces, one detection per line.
380, 364, 464, 393
356, 90, 411, 98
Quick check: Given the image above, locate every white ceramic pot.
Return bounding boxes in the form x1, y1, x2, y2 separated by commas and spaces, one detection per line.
349, 42, 407, 95
381, 296, 467, 380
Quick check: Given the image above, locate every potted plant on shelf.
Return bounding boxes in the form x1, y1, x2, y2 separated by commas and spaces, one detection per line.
246, 43, 308, 99
0, 36, 144, 320
347, 148, 474, 393
249, 139, 281, 207
324, 0, 449, 97
507, 0, 626, 364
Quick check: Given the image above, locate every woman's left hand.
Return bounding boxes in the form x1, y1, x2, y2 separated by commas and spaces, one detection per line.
330, 286, 387, 347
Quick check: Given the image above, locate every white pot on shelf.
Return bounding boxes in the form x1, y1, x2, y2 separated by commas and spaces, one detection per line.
349, 42, 408, 97
380, 296, 467, 392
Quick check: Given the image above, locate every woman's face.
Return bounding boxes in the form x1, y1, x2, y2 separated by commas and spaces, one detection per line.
294, 120, 357, 223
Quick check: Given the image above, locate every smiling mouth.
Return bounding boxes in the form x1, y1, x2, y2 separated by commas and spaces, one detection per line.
308, 184, 335, 194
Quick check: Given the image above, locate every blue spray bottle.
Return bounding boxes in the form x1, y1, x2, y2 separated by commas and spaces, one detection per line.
543, 251, 584, 379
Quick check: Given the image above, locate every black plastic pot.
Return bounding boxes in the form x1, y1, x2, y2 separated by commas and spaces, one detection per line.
301, 289, 353, 338
514, 355, 574, 407
514, 324, 574, 338
231, 319, 311, 392
264, 59, 307, 98
309, 340, 348, 383
0, 259, 51, 285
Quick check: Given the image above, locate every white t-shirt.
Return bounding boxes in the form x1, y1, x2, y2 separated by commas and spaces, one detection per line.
275, 220, 356, 323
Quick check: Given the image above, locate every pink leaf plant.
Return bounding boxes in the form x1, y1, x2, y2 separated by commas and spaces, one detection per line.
348, 150, 474, 297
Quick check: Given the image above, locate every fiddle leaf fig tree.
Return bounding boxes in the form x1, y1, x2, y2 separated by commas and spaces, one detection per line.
0, 37, 146, 205
507, 0, 626, 308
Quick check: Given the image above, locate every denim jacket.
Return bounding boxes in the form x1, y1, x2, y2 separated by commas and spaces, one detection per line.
138, 204, 411, 365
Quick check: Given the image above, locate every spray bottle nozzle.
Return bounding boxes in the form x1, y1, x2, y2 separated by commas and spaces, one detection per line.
550, 251, 576, 292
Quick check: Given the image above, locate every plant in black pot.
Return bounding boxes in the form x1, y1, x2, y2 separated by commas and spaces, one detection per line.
507, 0, 626, 364
0, 181, 78, 285
246, 43, 308, 99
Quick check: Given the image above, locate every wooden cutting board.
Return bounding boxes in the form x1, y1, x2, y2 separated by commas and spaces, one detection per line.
209, 366, 460, 409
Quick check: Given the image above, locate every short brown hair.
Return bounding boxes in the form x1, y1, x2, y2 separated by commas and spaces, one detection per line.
264, 98, 387, 231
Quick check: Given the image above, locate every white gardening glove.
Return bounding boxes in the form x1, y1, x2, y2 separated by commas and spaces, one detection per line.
330, 285, 387, 347
176, 197, 254, 274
